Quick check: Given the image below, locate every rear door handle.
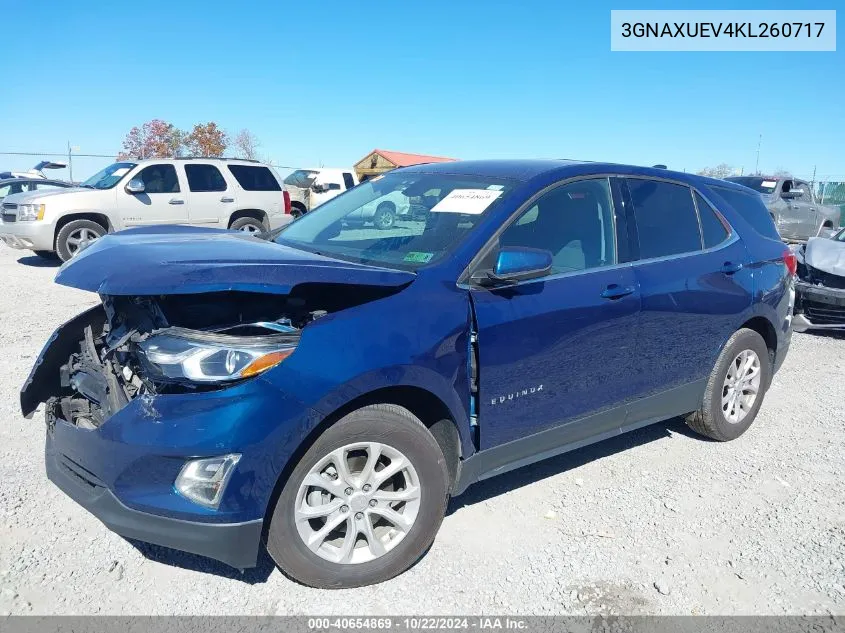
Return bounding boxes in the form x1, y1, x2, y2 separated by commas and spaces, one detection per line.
601, 284, 635, 300
721, 261, 743, 274
220, 197, 235, 203
169, 198, 184, 205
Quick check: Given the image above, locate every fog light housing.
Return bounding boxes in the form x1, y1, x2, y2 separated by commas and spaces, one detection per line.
175, 454, 241, 508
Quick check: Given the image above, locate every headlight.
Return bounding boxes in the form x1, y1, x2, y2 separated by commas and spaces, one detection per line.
18, 203, 45, 221
137, 330, 297, 383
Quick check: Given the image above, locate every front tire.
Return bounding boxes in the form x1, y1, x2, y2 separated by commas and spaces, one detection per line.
686, 328, 771, 441
266, 404, 449, 588
33, 250, 58, 260
373, 202, 396, 230
55, 219, 106, 262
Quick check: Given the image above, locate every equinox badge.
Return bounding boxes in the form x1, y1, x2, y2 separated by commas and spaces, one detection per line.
490, 384, 544, 405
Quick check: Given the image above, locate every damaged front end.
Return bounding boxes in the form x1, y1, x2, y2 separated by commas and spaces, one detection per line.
793, 237, 845, 333
22, 290, 330, 427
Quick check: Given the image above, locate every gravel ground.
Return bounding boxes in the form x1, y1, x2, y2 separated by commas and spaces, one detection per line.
0, 244, 843, 616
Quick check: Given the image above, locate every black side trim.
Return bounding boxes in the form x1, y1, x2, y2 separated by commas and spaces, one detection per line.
454, 380, 705, 496
46, 436, 262, 569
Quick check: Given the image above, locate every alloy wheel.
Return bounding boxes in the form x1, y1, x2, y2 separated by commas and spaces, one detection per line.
294, 442, 421, 565
721, 349, 761, 424
66, 227, 101, 255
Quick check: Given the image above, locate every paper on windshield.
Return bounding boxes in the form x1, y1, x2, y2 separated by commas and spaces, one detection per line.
761, 180, 777, 188
112, 168, 130, 177
430, 189, 503, 215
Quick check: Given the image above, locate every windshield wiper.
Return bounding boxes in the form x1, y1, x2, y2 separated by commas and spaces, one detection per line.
78, 184, 95, 189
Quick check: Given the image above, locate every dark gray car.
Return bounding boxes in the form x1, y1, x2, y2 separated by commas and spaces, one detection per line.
725, 176, 840, 242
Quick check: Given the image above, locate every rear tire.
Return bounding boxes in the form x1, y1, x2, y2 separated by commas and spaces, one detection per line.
266, 404, 450, 588
55, 219, 106, 262
685, 328, 771, 441
229, 216, 267, 233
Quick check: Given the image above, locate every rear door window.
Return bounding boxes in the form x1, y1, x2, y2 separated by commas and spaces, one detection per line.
795, 181, 813, 203
185, 164, 227, 192
694, 192, 729, 248
227, 165, 281, 191
626, 179, 701, 259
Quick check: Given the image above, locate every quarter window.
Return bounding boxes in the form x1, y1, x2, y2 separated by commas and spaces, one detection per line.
185, 164, 227, 192
694, 192, 729, 248
342, 172, 355, 189
499, 178, 616, 274
136, 164, 180, 194
627, 179, 700, 259
227, 165, 281, 191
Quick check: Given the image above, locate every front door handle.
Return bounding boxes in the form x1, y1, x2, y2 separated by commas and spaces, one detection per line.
721, 261, 743, 274
601, 284, 635, 300
169, 198, 184, 205
220, 196, 235, 203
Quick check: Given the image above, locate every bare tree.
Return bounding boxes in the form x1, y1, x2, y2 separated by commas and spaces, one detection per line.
234, 129, 261, 160
696, 163, 735, 179
772, 168, 793, 178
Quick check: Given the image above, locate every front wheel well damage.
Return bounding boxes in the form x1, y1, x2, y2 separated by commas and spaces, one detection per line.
260, 386, 462, 538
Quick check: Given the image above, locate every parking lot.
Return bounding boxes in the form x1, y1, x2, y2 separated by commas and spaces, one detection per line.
0, 243, 843, 616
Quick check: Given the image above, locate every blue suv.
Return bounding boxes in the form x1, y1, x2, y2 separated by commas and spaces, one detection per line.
22, 160, 794, 588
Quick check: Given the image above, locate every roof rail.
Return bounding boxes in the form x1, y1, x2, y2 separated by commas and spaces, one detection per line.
172, 156, 260, 163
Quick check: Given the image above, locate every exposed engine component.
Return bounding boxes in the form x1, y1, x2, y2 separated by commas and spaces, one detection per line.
46, 291, 338, 430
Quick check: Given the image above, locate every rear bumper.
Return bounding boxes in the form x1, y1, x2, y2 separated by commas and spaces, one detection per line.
794, 280, 845, 331
46, 432, 263, 569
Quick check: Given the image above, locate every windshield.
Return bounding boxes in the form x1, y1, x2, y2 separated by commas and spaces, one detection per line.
725, 177, 778, 195
284, 169, 319, 187
81, 162, 136, 190
275, 172, 514, 269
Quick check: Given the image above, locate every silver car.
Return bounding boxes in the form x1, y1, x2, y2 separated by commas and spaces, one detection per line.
725, 176, 841, 242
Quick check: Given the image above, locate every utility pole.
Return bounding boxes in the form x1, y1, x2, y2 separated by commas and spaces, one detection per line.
67, 141, 73, 183
811, 165, 817, 190
755, 134, 762, 175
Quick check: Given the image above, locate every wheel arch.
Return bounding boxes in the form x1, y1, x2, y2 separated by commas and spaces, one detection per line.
54, 212, 113, 245
228, 208, 268, 229
739, 314, 778, 373
261, 384, 465, 537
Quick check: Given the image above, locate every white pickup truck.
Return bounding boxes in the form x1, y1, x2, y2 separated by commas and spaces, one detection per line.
0, 158, 293, 261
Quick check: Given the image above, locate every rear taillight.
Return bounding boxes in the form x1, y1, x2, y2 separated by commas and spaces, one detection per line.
283, 190, 291, 214
783, 249, 797, 277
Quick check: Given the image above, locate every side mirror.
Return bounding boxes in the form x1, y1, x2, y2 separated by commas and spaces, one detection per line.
471, 246, 553, 286
311, 183, 324, 194
125, 178, 145, 194
781, 190, 800, 200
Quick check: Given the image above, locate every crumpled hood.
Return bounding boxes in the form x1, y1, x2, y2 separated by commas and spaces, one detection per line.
55, 225, 415, 296
803, 236, 845, 276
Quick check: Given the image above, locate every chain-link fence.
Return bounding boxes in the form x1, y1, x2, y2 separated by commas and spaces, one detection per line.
0, 151, 301, 184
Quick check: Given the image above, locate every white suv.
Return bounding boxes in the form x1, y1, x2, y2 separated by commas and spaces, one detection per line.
0, 158, 293, 261
283, 168, 358, 217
